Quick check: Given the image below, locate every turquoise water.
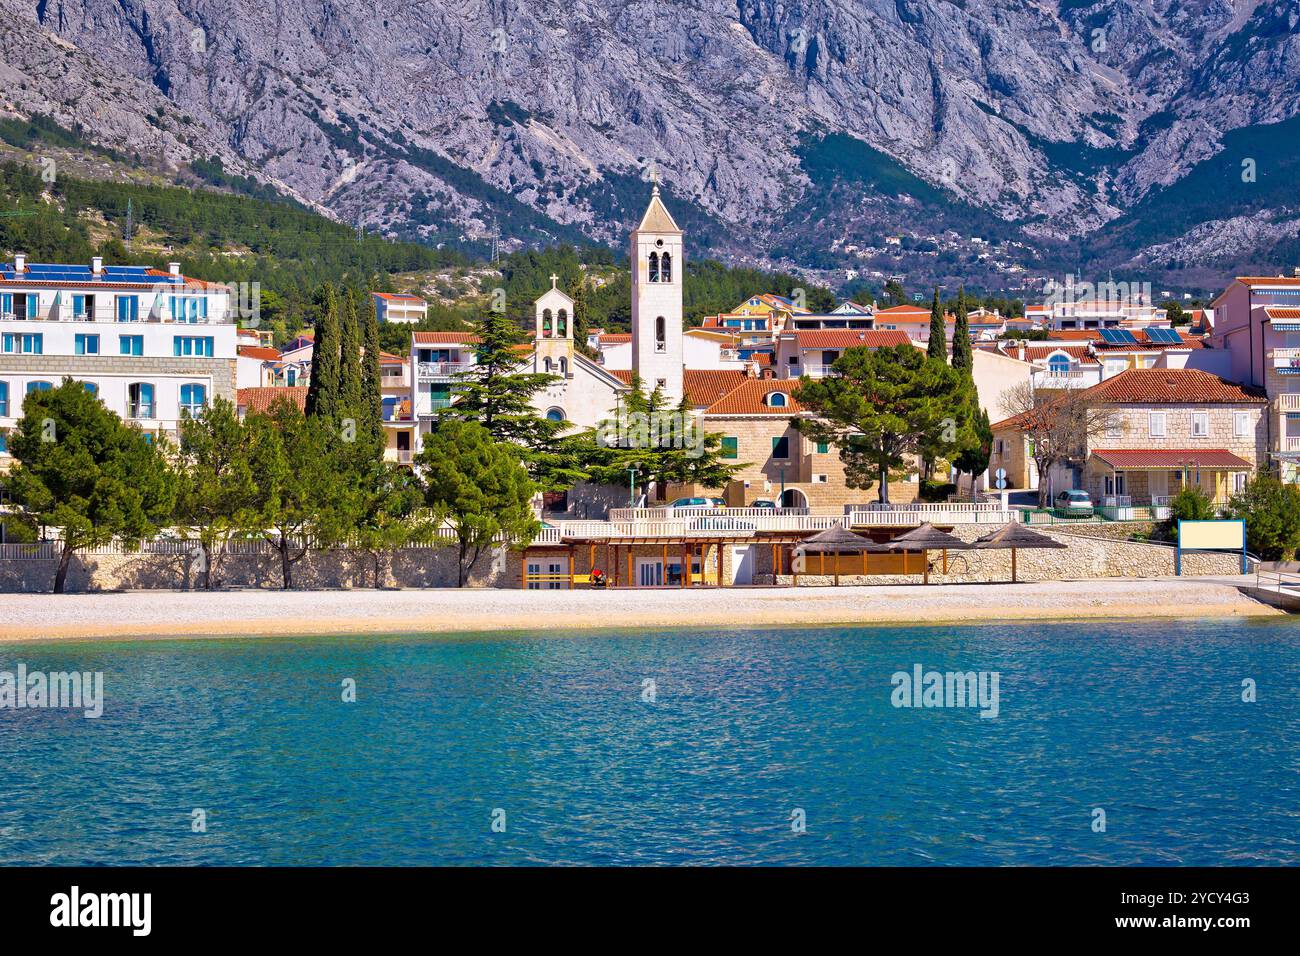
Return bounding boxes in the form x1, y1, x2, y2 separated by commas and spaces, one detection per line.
0, 619, 1297, 866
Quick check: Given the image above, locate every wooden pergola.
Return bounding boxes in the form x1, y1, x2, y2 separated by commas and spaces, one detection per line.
969, 522, 1068, 583
791, 525, 891, 587
884, 522, 972, 585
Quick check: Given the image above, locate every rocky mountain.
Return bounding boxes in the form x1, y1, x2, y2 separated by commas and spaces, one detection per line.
2, 0, 1299, 290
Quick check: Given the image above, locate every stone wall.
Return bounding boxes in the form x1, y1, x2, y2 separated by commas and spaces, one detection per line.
0, 544, 509, 593
754, 524, 1248, 586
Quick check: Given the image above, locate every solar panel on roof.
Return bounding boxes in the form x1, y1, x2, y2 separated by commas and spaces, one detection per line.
1147, 327, 1182, 344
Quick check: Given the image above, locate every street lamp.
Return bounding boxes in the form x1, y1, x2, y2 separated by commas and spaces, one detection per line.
778, 463, 786, 509
628, 467, 639, 509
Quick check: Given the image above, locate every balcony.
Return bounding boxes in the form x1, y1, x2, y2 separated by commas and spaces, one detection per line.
417, 361, 474, 381
1272, 348, 1300, 371
1275, 393, 1300, 412
1280, 436, 1300, 453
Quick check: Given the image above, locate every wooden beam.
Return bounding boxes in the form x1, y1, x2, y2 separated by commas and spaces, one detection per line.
1012, 547, 1018, 583
521, 550, 528, 590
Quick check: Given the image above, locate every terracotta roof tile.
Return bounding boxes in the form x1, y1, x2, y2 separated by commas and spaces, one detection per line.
683, 369, 746, 407
784, 329, 913, 348
1091, 449, 1253, 469
237, 345, 281, 361
705, 379, 803, 415
237, 387, 308, 415
1081, 369, 1265, 404
412, 331, 481, 344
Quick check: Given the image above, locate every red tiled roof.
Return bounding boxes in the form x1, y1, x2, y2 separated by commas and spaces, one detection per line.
785, 329, 913, 348
1091, 449, 1253, 469
598, 333, 632, 344
1237, 276, 1300, 287
412, 331, 481, 344
237, 387, 308, 415
608, 369, 634, 384
1044, 330, 1103, 341
373, 292, 425, 302
873, 304, 929, 315
683, 369, 746, 407
705, 379, 803, 415
1081, 369, 1266, 404
1265, 307, 1300, 320
237, 345, 281, 361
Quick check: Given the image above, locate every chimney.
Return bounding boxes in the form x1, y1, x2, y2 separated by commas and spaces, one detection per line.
1018, 340, 1025, 362
13, 253, 25, 274
91, 256, 103, 276
169, 261, 181, 277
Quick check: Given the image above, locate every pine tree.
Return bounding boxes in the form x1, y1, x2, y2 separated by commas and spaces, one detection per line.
439, 309, 584, 491
568, 275, 598, 359
955, 404, 993, 501
360, 290, 384, 459
951, 287, 973, 372
305, 284, 341, 421
926, 286, 947, 362
338, 288, 363, 419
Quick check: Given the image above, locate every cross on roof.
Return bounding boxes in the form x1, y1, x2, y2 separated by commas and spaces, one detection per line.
550, 273, 559, 289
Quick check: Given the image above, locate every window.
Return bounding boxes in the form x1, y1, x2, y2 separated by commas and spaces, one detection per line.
120, 335, 144, 356
128, 383, 155, 419
286, 368, 297, 386
767, 392, 788, 407
558, 356, 568, 375
74, 333, 100, 355
72, 294, 91, 319
1148, 412, 1166, 438
1234, 472, 1248, 493
82, 382, 98, 396
557, 309, 568, 337
545, 407, 565, 422
3, 333, 42, 354
180, 384, 206, 416
772, 436, 790, 459
0, 431, 6, 455
655, 316, 666, 353
0, 293, 10, 317
995, 439, 1005, 456
116, 296, 140, 322
648, 251, 659, 283
1048, 355, 1070, 374
788, 354, 799, 365
173, 336, 214, 357
170, 296, 208, 323
1191, 412, 1209, 438
721, 436, 738, 460
816, 441, 829, 454
0, 381, 7, 417
1233, 412, 1250, 438
660, 252, 672, 283
1106, 416, 1122, 439
26, 381, 52, 395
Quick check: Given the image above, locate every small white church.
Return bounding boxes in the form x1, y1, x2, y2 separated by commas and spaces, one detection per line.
519, 185, 687, 429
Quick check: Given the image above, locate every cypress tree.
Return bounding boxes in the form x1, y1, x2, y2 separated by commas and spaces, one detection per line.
926, 286, 947, 361
951, 286, 973, 372
305, 283, 341, 421
338, 288, 363, 419
360, 290, 384, 458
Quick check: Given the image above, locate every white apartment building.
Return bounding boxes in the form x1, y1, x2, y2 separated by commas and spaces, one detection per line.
373, 292, 428, 324
0, 255, 237, 460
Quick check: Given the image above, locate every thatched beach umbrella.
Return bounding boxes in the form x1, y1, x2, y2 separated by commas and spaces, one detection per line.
792, 524, 889, 586
970, 522, 1067, 583
885, 522, 971, 584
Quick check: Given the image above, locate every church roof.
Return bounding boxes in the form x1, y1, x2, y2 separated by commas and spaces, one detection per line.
635, 187, 682, 234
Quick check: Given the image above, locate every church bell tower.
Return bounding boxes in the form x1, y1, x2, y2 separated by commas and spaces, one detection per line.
630, 182, 684, 405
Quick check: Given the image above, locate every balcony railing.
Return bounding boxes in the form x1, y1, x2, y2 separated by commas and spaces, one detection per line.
1276, 394, 1300, 412
1272, 348, 1300, 370
1281, 436, 1300, 452
418, 361, 474, 380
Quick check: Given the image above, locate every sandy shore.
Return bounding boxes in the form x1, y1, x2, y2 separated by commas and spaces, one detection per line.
0, 576, 1283, 642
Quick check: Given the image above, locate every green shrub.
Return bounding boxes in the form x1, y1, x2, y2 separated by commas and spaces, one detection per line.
1170, 486, 1216, 522
918, 479, 957, 503
1229, 474, 1300, 560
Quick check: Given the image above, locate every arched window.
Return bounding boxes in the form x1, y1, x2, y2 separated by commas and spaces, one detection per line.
660, 252, 672, 283
767, 391, 788, 407
180, 383, 206, 416
545, 407, 565, 422
128, 382, 155, 419
648, 251, 660, 283
26, 381, 52, 395
0, 381, 7, 417
543, 357, 553, 373
1048, 354, 1071, 375
557, 308, 568, 337
542, 308, 553, 337
558, 356, 568, 375
655, 315, 666, 352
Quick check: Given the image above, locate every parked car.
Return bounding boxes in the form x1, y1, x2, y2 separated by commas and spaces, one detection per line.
667, 497, 716, 511
750, 499, 777, 510
1053, 490, 1094, 518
